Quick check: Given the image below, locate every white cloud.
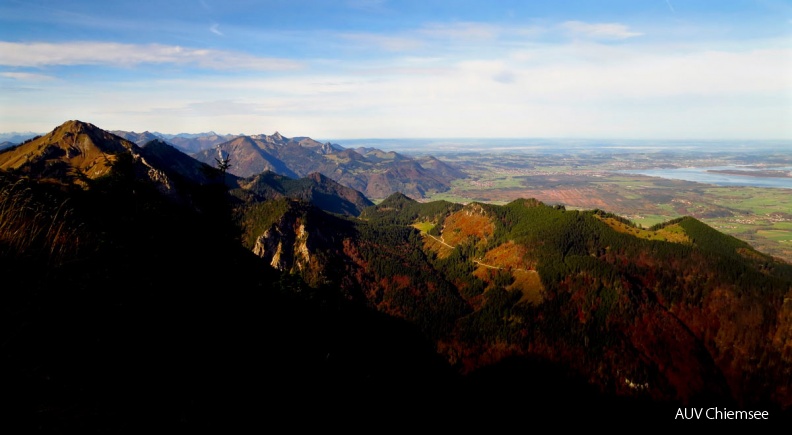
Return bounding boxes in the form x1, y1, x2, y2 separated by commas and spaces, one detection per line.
0, 72, 56, 81
0, 41, 301, 70
166, 100, 271, 116
561, 21, 643, 39
210, 24, 223, 36
7, 40, 789, 138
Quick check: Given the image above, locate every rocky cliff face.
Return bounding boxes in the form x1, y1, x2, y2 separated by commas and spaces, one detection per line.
248, 202, 356, 290
253, 216, 311, 272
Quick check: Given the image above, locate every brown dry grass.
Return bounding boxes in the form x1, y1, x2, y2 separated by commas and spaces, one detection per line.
422, 233, 455, 259
0, 178, 83, 265
442, 205, 495, 246
471, 241, 544, 304
482, 241, 534, 270
508, 269, 544, 304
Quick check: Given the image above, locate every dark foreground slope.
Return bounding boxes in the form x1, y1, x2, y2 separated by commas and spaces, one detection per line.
0, 171, 468, 432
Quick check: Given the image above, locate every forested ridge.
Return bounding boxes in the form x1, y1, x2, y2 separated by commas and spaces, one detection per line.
256, 192, 792, 413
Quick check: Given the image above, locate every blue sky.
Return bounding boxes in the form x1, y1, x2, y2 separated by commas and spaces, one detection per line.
1, 0, 790, 139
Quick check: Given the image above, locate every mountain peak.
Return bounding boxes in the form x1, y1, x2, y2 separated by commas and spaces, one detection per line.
378, 192, 417, 209
0, 120, 140, 181
46, 120, 135, 152
57, 119, 98, 134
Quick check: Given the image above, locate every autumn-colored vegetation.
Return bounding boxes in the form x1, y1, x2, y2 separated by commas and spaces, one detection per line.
278, 193, 792, 410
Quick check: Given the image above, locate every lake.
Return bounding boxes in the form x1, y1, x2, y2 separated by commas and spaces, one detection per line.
617, 166, 792, 189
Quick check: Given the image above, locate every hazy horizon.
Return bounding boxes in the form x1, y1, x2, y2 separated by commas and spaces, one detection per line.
3, 124, 790, 157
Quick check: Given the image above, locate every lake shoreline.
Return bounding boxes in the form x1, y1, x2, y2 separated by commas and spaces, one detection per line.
615, 165, 792, 189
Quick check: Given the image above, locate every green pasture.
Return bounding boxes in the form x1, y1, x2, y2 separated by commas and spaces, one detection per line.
757, 229, 792, 242
412, 221, 436, 233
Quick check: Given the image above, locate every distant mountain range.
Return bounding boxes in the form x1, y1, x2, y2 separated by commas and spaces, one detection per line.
189, 132, 462, 199
0, 120, 374, 217
110, 128, 462, 200
0, 129, 237, 151
0, 131, 41, 146
0, 122, 462, 200
111, 130, 239, 153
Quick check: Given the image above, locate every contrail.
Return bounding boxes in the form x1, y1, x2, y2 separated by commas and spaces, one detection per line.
665, 0, 675, 13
